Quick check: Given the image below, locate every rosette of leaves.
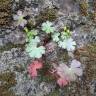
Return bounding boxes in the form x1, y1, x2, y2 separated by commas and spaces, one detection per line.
58, 38, 76, 51
42, 21, 55, 34
59, 27, 76, 51
26, 45, 45, 58
56, 59, 83, 87
52, 26, 76, 51
52, 26, 72, 42
26, 36, 45, 58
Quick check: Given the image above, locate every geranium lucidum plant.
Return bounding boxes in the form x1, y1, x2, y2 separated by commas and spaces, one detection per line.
56, 59, 83, 87
51, 26, 76, 51
28, 60, 43, 78
26, 36, 45, 58
26, 45, 45, 58
58, 38, 76, 51
59, 27, 76, 51
13, 10, 27, 27
42, 21, 55, 33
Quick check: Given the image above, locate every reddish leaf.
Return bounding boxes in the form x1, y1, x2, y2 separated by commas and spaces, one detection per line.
28, 60, 43, 78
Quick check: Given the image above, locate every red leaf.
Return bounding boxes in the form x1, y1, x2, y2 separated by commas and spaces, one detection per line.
32, 61, 43, 69
28, 60, 43, 78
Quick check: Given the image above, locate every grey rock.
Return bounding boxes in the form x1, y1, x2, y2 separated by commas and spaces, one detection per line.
5, 30, 26, 44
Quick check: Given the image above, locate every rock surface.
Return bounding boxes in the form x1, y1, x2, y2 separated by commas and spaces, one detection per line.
0, 0, 96, 96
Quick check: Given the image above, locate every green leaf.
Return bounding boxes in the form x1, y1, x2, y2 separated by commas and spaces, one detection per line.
27, 30, 37, 41
61, 27, 71, 40
52, 32, 60, 42
26, 36, 40, 46
25, 36, 45, 58
30, 29, 37, 36
24, 28, 38, 42
24, 27, 28, 33
26, 45, 45, 58
58, 40, 67, 49
58, 38, 76, 51
42, 21, 55, 33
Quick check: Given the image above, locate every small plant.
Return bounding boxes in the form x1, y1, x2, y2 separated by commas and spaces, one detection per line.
42, 21, 55, 33
25, 27, 45, 59
26, 37, 45, 58
13, 10, 27, 27
52, 26, 76, 51
24, 27, 37, 42
26, 45, 45, 58
56, 59, 83, 87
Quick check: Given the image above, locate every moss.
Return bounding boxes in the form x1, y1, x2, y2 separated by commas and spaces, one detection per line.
77, 0, 96, 23
0, 72, 16, 96
35, 8, 57, 26
58, 50, 69, 62
87, 43, 96, 53
74, 43, 96, 95
0, 43, 25, 53
27, 18, 36, 29
74, 43, 96, 96
90, 12, 96, 23
93, 0, 96, 12
0, 89, 15, 96
79, 0, 89, 16
0, 72, 16, 87
0, 0, 12, 27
